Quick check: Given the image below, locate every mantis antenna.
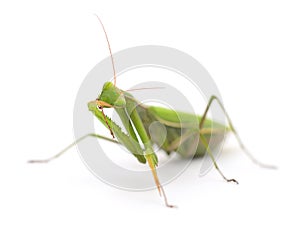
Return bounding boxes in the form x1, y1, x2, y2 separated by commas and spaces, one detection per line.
94, 14, 117, 86
94, 14, 117, 138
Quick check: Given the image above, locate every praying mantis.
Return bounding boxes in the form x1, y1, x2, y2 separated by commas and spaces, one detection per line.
29, 16, 275, 208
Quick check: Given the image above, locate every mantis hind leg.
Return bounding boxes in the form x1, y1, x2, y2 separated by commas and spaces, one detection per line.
199, 134, 238, 184
200, 95, 276, 169
28, 133, 119, 163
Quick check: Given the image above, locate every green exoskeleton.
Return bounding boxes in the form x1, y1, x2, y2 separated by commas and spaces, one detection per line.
29, 17, 275, 208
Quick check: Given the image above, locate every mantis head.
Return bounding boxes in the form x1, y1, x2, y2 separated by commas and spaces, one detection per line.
96, 82, 126, 108
87, 82, 125, 139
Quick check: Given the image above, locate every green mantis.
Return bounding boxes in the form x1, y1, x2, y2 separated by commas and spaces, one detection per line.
29, 17, 275, 208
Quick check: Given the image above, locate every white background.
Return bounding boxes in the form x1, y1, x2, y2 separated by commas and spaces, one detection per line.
0, 1, 299, 233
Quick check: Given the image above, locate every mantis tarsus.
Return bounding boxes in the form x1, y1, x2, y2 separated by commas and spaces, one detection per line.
29, 16, 275, 208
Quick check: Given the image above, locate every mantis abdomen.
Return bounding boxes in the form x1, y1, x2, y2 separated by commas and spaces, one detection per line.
136, 104, 228, 158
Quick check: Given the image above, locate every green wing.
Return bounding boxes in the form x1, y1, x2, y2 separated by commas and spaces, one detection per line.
137, 105, 228, 158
